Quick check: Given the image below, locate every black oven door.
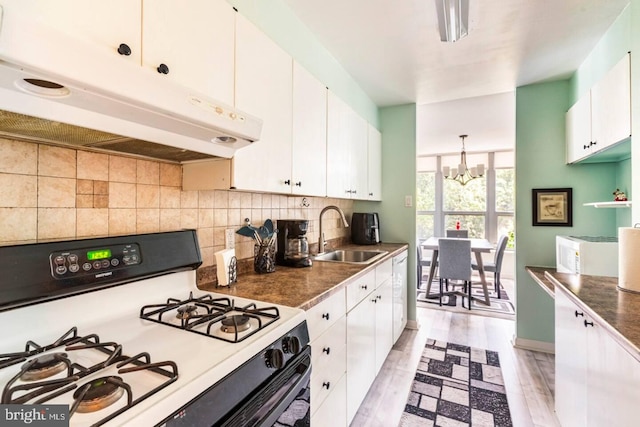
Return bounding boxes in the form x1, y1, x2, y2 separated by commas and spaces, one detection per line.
220, 346, 311, 427
160, 345, 311, 427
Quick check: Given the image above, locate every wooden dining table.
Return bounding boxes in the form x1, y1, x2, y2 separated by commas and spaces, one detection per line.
420, 237, 494, 306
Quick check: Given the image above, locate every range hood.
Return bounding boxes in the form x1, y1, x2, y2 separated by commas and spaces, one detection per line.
0, 6, 262, 162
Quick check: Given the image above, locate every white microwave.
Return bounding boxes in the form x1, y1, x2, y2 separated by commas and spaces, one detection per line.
555, 235, 618, 277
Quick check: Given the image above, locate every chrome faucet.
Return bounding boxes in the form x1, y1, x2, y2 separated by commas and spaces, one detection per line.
318, 205, 349, 255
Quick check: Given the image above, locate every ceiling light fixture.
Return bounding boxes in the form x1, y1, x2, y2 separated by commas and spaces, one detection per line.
443, 135, 484, 186
435, 0, 469, 42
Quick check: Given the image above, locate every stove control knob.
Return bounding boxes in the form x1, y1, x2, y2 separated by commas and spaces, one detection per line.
282, 336, 301, 354
265, 349, 284, 370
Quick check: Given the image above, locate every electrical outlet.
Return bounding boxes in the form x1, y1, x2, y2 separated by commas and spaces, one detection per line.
405, 195, 413, 207
225, 228, 235, 249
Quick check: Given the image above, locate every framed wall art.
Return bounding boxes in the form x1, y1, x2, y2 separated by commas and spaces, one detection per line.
532, 188, 573, 226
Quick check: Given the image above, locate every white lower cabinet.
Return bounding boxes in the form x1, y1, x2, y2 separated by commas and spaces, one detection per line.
555, 287, 640, 426
346, 290, 377, 424
305, 257, 399, 426
306, 289, 346, 425
311, 372, 347, 427
346, 261, 394, 424
374, 279, 393, 374
310, 316, 347, 423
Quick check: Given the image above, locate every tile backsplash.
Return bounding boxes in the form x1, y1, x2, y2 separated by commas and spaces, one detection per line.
0, 138, 353, 275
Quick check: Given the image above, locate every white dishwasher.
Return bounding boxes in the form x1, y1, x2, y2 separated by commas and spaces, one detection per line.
392, 250, 408, 343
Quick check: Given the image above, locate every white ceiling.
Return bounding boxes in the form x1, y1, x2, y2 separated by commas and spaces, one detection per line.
283, 0, 629, 155
283, 0, 629, 107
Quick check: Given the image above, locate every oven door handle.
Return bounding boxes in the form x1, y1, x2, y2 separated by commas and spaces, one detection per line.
255, 357, 311, 427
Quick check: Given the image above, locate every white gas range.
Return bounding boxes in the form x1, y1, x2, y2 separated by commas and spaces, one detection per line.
0, 231, 310, 427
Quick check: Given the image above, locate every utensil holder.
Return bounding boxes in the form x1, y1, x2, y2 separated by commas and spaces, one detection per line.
254, 241, 276, 274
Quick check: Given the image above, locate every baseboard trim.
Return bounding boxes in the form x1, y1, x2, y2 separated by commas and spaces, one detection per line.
406, 319, 420, 330
511, 335, 555, 354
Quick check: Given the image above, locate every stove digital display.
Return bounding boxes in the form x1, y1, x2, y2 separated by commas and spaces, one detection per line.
87, 249, 112, 260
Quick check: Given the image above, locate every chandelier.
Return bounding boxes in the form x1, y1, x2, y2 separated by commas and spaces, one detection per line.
442, 135, 484, 186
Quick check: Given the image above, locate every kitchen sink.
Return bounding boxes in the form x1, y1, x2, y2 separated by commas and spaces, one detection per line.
313, 249, 388, 265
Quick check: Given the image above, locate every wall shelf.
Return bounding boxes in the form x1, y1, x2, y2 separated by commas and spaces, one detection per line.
583, 201, 632, 208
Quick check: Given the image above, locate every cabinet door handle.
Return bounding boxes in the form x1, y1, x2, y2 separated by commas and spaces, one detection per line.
591, 141, 597, 146
322, 313, 330, 320
117, 43, 132, 56
369, 192, 374, 196
372, 298, 377, 303
584, 320, 594, 327
575, 310, 584, 317
323, 347, 331, 355
284, 179, 291, 185
377, 295, 382, 300
157, 63, 170, 74
583, 144, 590, 150
295, 181, 302, 187
361, 285, 368, 290
322, 381, 331, 389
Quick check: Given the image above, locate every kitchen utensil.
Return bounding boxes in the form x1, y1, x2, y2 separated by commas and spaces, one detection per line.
264, 219, 274, 235
258, 226, 269, 240
236, 226, 262, 245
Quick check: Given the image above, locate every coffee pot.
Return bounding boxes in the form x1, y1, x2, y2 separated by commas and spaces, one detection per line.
276, 219, 312, 267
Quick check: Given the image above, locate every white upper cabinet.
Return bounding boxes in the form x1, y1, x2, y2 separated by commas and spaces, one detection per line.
367, 124, 382, 201
233, 14, 293, 193
566, 93, 592, 163
590, 53, 631, 153
0, 0, 142, 63
566, 53, 631, 164
327, 92, 352, 198
327, 91, 369, 199
292, 62, 328, 197
350, 111, 369, 199
142, 0, 235, 105
4, 0, 236, 105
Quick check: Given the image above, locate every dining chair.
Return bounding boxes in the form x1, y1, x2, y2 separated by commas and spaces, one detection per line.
472, 234, 509, 298
417, 240, 436, 293
445, 229, 469, 238
437, 238, 472, 309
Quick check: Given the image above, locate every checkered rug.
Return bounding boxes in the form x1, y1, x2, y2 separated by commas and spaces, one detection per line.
400, 339, 513, 427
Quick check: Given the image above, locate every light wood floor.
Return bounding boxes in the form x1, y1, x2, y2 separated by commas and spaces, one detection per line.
351, 308, 559, 427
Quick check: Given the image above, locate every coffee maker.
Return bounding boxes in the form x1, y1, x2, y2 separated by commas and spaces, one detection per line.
276, 219, 312, 267
351, 213, 381, 245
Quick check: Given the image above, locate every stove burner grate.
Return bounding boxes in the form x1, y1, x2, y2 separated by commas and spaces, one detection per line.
0, 327, 96, 370
1, 329, 179, 427
140, 293, 280, 343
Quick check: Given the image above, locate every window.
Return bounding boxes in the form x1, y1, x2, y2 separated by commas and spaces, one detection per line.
416, 172, 435, 240
495, 167, 515, 247
416, 152, 515, 245
443, 175, 486, 238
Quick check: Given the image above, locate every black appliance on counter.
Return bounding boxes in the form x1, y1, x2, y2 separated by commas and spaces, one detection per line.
276, 219, 312, 267
0, 231, 310, 427
351, 212, 381, 245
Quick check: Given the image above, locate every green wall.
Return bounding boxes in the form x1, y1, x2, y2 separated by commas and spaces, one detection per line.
515, 1, 633, 346
227, 0, 379, 127
569, 4, 631, 103
355, 104, 418, 321
515, 80, 618, 344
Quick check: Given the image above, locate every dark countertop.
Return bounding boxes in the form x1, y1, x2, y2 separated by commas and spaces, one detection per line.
199, 243, 409, 311
526, 266, 640, 362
